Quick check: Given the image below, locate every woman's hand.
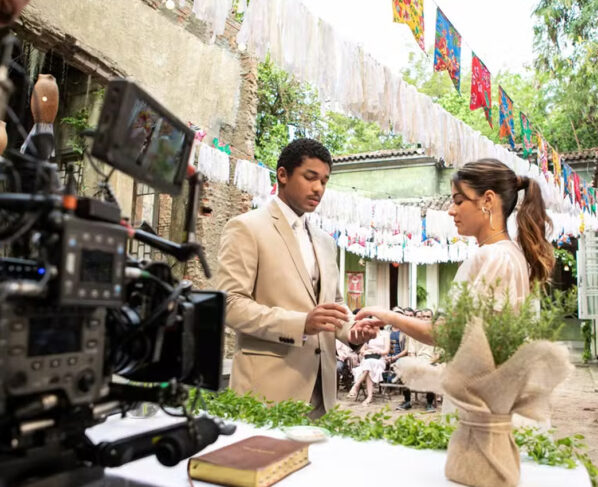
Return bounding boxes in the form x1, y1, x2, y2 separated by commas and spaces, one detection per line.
355, 306, 396, 327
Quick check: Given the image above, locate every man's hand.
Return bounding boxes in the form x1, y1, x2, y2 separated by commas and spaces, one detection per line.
304, 303, 349, 335
348, 318, 380, 344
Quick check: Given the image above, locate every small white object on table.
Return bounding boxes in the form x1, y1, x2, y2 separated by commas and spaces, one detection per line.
86, 412, 592, 486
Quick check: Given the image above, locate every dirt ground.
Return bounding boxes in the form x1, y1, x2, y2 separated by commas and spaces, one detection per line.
336, 362, 598, 466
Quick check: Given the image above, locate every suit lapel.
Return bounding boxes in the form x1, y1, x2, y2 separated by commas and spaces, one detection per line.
309, 224, 330, 305
268, 200, 317, 305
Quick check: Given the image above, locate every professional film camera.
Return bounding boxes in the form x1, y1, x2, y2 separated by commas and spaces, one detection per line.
0, 37, 233, 486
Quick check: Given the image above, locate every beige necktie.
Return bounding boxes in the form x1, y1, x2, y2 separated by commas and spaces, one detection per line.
292, 219, 319, 292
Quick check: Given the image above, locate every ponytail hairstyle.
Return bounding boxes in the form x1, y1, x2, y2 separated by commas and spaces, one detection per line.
515, 175, 555, 283
452, 158, 555, 284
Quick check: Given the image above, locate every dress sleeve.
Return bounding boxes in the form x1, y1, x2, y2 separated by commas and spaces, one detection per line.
453, 245, 529, 307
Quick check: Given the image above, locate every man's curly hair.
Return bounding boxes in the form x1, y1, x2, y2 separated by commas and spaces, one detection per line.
276, 138, 332, 179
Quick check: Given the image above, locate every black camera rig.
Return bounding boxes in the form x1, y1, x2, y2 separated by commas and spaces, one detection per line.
0, 35, 234, 487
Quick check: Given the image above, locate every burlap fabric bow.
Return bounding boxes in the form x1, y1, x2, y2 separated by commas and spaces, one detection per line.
440, 317, 572, 487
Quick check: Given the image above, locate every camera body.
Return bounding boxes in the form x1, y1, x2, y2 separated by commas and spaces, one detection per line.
0, 77, 229, 485
0, 303, 107, 411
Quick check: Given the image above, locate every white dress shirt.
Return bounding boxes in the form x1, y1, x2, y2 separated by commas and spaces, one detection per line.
275, 197, 320, 291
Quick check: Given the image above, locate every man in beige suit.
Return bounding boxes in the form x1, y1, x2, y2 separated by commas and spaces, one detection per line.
216, 138, 376, 417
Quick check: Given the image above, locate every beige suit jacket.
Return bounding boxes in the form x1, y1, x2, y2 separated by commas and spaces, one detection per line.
215, 199, 352, 412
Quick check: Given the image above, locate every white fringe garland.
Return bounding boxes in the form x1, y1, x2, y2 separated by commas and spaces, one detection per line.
188, 0, 597, 261
196, 143, 230, 183
191, 0, 234, 40
235, 0, 593, 218
190, 142, 597, 262
233, 158, 272, 199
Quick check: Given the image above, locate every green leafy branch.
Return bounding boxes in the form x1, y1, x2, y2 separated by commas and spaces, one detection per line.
60, 108, 90, 157
515, 427, 597, 486
433, 282, 577, 366
554, 248, 577, 278
189, 388, 596, 485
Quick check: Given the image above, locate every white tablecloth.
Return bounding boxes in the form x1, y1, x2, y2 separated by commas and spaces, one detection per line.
86, 413, 591, 486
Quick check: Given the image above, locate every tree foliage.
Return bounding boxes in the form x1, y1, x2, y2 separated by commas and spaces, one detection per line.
532, 0, 598, 150
255, 56, 405, 169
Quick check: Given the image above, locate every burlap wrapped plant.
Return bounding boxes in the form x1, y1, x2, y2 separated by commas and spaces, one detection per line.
397, 284, 576, 487
442, 317, 571, 487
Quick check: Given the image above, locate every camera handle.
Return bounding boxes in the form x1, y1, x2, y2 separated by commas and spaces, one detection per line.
0, 415, 235, 487
182, 169, 211, 278
95, 415, 235, 468
131, 229, 211, 278
130, 168, 211, 277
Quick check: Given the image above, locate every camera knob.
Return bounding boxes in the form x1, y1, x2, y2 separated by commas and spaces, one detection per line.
77, 370, 95, 393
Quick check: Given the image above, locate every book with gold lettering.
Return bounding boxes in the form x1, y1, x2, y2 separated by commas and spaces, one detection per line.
187, 435, 310, 487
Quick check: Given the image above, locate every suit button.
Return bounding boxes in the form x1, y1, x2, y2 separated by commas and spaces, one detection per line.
315, 347, 321, 354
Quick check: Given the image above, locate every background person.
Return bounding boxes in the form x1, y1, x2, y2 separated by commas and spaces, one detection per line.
347, 326, 390, 405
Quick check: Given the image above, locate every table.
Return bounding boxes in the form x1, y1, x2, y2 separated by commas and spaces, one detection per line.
86, 412, 592, 486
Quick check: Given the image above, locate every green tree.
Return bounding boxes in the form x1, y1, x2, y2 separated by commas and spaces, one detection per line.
532, 0, 598, 150
320, 112, 404, 156
256, 56, 405, 168
255, 55, 322, 168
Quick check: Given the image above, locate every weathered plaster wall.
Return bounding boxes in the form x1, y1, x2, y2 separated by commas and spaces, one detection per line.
16, 1, 259, 357
18, 0, 242, 134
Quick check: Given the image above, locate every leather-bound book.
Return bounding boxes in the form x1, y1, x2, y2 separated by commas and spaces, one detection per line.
187, 435, 310, 487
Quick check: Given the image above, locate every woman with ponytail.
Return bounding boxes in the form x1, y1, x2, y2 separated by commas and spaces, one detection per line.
355, 158, 555, 345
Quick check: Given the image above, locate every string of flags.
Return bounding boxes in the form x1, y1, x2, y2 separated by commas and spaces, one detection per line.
190, 0, 597, 259
391, 0, 597, 216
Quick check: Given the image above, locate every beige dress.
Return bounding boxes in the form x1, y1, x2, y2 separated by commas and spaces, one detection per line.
453, 240, 530, 307
351, 331, 389, 384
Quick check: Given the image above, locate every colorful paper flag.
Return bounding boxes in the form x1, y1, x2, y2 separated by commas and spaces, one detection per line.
498, 86, 515, 149
573, 172, 581, 207
470, 54, 492, 128
582, 181, 590, 212
392, 0, 425, 52
552, 148, 561, 187
520, 113, 533, 158
537, 134, 548, 173
562, 163, 572, 203
434, 8, 461, 93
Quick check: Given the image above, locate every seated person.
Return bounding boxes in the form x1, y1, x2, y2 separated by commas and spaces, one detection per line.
396, 309, 438, 412
386, 309, 407, 382
336, 339, 359, 375
347, 326, 390, 405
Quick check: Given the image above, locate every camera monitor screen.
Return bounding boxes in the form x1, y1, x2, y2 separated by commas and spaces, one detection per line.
92, 79, 194, 195
123, 100, 187, 185
28, 316, 82, 356
80, 249, 114, 283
